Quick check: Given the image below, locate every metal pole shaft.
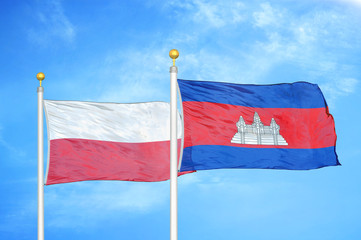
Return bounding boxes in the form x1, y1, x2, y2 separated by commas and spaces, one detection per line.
37, 86, 44, 240
170, 65, 178, 240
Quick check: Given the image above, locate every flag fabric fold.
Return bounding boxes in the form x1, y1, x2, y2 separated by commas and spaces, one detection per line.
44, 100, 185, 185
177, 79, 339, 172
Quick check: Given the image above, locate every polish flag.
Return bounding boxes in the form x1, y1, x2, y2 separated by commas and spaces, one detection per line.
44, 100, 186, 185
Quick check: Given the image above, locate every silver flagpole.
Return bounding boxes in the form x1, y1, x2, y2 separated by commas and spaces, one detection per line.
37, 72, 45, 240
169, 49, 179, 240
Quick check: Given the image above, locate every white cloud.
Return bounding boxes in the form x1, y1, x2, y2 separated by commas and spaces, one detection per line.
339, 78, 358, 93
253, 2, 283, 28
27, 0, 75, 45
192, 0, 245, 27
49, 1, 360, 109
244, 3, 361, 100
179, 170, 300, 224
320, 78, 359, 106
165, 0, 246, 28
75, 0, 359, 108
164, 1, 360, 101
95, 48, 171, 103
45, 181, 169, 228
332, 0, 361, 7
293, 26, 316, 45
0, 179, 170, 232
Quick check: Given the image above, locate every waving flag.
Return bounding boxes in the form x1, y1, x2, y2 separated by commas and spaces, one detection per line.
178, 79, 339, 172
44, 100, 185, 185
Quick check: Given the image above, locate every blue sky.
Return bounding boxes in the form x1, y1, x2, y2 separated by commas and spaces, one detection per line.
1, 0, 361, 239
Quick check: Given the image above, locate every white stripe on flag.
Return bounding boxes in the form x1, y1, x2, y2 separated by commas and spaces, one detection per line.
44, 100, 182, 142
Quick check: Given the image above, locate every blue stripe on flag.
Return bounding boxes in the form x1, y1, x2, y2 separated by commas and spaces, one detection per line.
180, 145, 339, 171
178, 79, 327, 109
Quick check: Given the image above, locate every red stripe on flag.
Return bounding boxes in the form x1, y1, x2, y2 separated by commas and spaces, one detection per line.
183, 101, 336, 149
46, 138, 189, 185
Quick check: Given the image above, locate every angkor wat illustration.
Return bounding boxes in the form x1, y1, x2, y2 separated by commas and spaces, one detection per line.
231, 112, 288, 145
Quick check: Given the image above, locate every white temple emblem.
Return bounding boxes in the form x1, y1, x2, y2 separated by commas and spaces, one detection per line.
231, 112, 288, 145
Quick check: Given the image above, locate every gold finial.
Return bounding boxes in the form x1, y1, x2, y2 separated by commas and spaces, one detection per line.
36, 72, 45, 87
169, 49, 179, 66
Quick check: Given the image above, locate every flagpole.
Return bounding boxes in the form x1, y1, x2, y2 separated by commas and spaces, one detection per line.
37, 72, 45, 240
169, 49, 179, 240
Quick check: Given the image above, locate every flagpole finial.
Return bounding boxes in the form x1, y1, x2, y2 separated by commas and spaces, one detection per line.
169, 49, 179, 66
36, 72, 45, 87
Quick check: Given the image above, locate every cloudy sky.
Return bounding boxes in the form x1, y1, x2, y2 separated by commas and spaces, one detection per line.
1, 0, 361, 239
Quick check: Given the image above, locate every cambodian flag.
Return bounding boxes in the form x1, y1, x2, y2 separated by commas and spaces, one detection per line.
178, 79, 339, 172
